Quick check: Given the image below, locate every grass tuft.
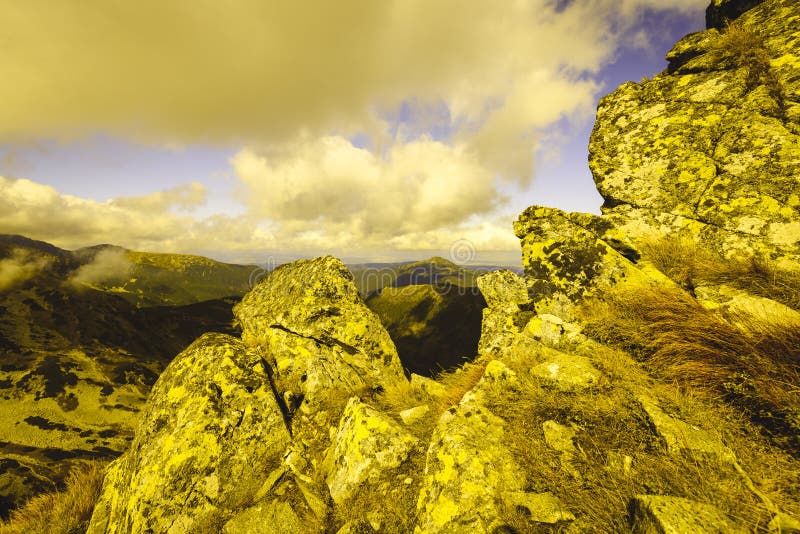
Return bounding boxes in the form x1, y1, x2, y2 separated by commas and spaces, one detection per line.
639, 236, 800, 311
0, 462, 106, 534
712, 19, 785, 112
580, 285, 800, 454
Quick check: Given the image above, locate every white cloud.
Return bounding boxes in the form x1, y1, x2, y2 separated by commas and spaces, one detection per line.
0, 249, 51, 291
69, 248, 132, 286
0, 0, 708, 259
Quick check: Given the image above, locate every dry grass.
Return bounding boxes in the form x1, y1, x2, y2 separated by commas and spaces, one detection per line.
712, 18, 785, 110
580, 285, 800, 455
486, 345, 800, 532
0, 461, 106, 534
639, 236, 800, 311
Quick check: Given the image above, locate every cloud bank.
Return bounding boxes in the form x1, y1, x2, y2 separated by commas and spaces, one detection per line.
0, 0, 706, 260
0, 249, 51, 291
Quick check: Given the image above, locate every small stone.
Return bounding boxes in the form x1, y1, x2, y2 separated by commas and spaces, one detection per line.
629, 495, 746, 533
606, 452, 633, 477
530, 351, 603, 391
770, 512, 800, 534
638, 395, 735, 464
399, 405, 430, 425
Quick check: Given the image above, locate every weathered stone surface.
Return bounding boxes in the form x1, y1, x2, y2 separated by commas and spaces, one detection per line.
523, 313, 587, 347
410, 373, 447, 400
88, 333, 292, 534
513, 206, 660, 312
223, 474, 327, 534
769, 512, 800, 533
476, 270, 533, 357
694, 284, 800, 320
322, 397, 418, 505
476, 269, 531, 312
222, 499, 305, 534
335, 520, 377, 534
416, 360, 573, 532
638, 395, 736, 464
629, 495, 746, 533
590, 0, 800, 267
530, 349, 604, 391
543, 420, 581, 479
234, 256, 407, 426
399, 405, 430, 425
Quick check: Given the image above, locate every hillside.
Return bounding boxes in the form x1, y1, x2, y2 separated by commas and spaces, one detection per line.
0, 237, 243, 518
3, 0, 800, 532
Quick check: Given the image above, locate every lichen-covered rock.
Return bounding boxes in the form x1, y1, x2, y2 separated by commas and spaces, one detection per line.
638, 395, 736, 464
87, 333, 291, 534
322, 397, 418, 505
513, 206, 660, 313
222, 474, 327, 534
476, 270, 533, 357
530, 348, 604, 392
629, 495, 746, 533
415, 360, 573, 532
410, 373, 447, 400
234, 256, 407, 428
590, 0, 800, 267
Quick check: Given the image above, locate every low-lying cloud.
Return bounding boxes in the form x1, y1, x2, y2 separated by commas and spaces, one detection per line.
69, 249, 133, 287
0, 249, 51, 291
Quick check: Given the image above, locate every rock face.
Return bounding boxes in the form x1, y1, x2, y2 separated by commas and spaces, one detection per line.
88, 334, 291, 533
588, 0, 800, 266
322, 397, 418, 505
415, 361, 574, 533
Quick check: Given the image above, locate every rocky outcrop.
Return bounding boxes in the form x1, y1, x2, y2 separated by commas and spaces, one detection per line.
234, 256, 406, 434
87, 334, 291, 533
415, 360, 574, 532
322, 397, 418, 505
589, 0, 800, 266
86, 257, 415, 533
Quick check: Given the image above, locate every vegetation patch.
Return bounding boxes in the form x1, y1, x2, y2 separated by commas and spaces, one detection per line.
580, 280, 800, 455
0, 461, 105, 534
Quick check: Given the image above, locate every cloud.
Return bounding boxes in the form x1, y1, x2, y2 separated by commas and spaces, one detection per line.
111, 182, 207, 213
69, 249, 132, 286
233, 135, 504, 236
0, 0, 708, 260
0, 249, 51, 291
0, 2, 705, 154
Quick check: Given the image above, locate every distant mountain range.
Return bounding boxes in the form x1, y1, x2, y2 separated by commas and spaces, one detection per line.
0, 234, 507, 517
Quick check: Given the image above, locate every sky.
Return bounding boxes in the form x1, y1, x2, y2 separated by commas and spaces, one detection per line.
0, 1, 707, 266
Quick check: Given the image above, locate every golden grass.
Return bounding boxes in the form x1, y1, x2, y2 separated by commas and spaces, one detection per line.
0, 462, 106, 534
712, 18, 786, 109
580, 285, 800, 455
487, 344, 800, 532
639, 236, 800, 311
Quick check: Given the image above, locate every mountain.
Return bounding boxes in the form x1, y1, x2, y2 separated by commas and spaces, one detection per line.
59, 1, 800, 532
71, 244, 256, 307
0, 236, 244, 517
6, 1, 800, 531
348, 257, 516, 296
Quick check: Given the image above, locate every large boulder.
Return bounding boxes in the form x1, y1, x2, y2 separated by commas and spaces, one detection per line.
234, 256, 407, 430
590, 0, 800, 267
87, 333, 292, 533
